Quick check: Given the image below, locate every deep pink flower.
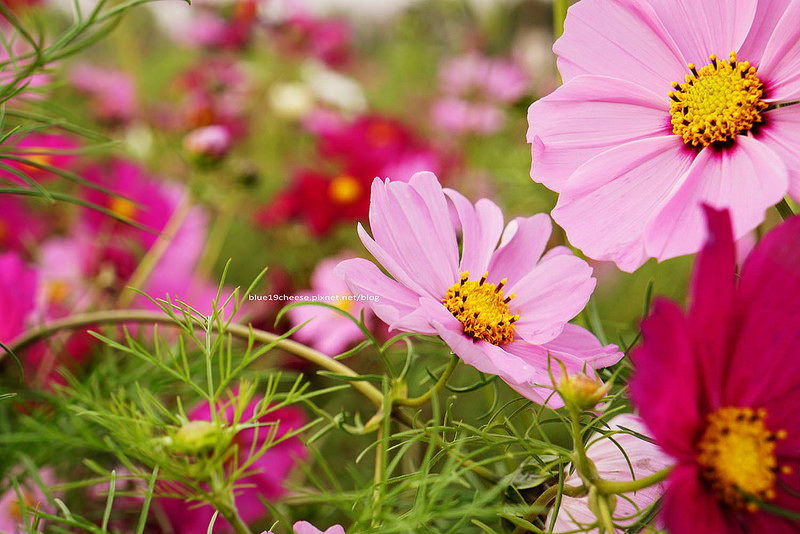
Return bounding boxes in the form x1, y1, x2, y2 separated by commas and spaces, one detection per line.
159, 397, 307, 534
0, 195, 47, 253
336, 172, 621, 406
630, 207, 800, 532
0, 132, 80, 184
548, 414, 672, 532
0, 251, 37, 343
288, 254, 372, 356
527, 0, 800, 272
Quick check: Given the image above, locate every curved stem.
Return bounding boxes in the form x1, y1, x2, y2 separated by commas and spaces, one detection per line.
594, 465, 673, 495
511, 483, 586, 534
776, 198, 796, 221
6, 309, 385, 408
394, 354, 459, 407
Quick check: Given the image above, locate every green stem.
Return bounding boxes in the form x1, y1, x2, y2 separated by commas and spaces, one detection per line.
394, 354, 459, 407
5, 309, 385, 408
553, 0, 569, 38
568, 408, 597, 485
116, 194, 193, 308
594, 465, 673, 495
776, 198, 796, 221
511, 484, 587, 534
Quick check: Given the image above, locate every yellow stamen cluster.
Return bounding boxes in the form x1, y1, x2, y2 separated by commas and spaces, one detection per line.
669, 51, 767, 147
442, 271, 518, 345
329, 175, 362, 204
697, 406, 790, 512
109, 197, 138, 220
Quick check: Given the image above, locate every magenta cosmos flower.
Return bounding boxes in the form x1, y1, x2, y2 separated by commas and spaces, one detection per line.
630, 207, 800, 532
159, 396, 307, 534
548, 414, 672, 533
527, 0, 800, 272
336, 172, 621, 406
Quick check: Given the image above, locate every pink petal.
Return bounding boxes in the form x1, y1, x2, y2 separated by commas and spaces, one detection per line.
685, 207, 737, 409
538, 324, 623, 370
725, 215, 800, 412
662, 465, 734, 534
357, 223, 432, 297
648, 0, 757, 68
487, 214, 552, 289
738, 0, 792, 64
555, 0, 686, 92
527, 75, 672, 192
335, 258, 437, 335
758, 104, 800, 200
510, 255, 596, 345
552, 136, 694, 272
630, 300, 702, 459
444, 189, 504, 277
757, 0, 800, 102
644, 136, 788, 261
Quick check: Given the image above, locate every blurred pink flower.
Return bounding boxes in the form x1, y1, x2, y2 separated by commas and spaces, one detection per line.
0, 132, 80, 184
292, 521, 345, 534
0, 196, 47, 253
0, 251, 37, 343
630, 207, 800, 532
0, 468, 56, 533
432, 52, 528, 134
159, 397, 308, 534
183, 125, 233, 161
527, 0, 800, 272
288, 254, 372, 356
336, 172, 621, 406
548, 414, 672, 532
70, 64, 137, 124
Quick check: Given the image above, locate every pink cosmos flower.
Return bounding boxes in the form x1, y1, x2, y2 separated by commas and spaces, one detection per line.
0, 132, 80, 184
0, 251, 38, 343
70, 64, 137, 124
527, 0, 800, 272
548, 414, 672, 533
264, 521, 345, 534
433, 53, 528, 135
288, 254, 372, 356
0, 468, 56, 533
158, 397, 307, 534
336, 172, 621, 406
630, 207, 800, 532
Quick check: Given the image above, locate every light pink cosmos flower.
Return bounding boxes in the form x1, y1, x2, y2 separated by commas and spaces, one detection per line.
433, 52, 528, 135
263, 521, 345, 534
527, 0, 800, 272
288, 254, 372, 356
336, 172, 621, 406
70, 64, 137, 124
0, 468, 57, 533
548, 414, 672, 533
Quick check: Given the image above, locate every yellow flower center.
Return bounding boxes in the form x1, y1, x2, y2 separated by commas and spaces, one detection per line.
329, 175, 362, 204
697, 406, 790, 512
669, 52, 767, 147
20, 152, 54, 175
442, 271, 518, 345
46, 280, 70, 304
109, 197, 138, 220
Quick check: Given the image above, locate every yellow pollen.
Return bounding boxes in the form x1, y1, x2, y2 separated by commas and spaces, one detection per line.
669, 51, 767, 147
442, 271, 518, 345
46, 280, 70, 304
696, 406, 788, 511
109, 197, 137, 220
20, 152, 54, 175
329, 175, 362, 204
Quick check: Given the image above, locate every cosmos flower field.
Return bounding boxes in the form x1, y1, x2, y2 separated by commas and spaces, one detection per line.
2, 0, 800, 532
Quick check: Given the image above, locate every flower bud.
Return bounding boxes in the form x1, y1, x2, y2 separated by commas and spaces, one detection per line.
171, 420, 227, 455
553, 360, 611, 412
